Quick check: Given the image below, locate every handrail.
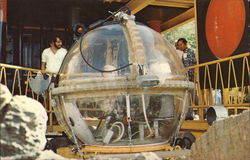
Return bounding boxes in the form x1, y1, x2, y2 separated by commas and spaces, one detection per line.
187, 52, 250, 120
185, 52, 249, 69
0, 63, 58, 74
0, 63, 56, 128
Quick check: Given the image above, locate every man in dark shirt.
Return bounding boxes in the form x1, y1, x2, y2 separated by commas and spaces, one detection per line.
176, 38, 196, 81
176, 38, 197, 120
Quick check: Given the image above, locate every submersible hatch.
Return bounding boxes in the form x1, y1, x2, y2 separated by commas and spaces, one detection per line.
51, 10, 194, 152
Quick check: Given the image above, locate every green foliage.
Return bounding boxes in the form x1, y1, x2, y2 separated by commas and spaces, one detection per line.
163, 21, 196, 51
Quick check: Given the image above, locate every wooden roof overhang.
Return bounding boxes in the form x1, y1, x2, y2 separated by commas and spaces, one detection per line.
125, 0, 195, 32
7, 0, 195, 33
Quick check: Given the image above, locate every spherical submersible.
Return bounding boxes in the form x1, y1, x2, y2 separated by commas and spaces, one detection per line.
51, 12, 194, 148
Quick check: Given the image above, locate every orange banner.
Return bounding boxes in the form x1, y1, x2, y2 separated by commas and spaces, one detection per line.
0, 0, 7, 22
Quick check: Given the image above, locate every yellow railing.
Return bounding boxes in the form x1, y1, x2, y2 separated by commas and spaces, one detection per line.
188, 52, 250, 120
0, 52, 249, 129
0, 64, 55, 128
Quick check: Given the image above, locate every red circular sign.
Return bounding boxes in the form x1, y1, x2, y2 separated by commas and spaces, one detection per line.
205, 0, 246, 58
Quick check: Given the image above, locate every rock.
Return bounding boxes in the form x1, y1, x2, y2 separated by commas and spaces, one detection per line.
0, 150, 71, 160
0, 84, 12, 109
187, 110, 250, 160
90, 151, 162, 160
0, 83, 47, 158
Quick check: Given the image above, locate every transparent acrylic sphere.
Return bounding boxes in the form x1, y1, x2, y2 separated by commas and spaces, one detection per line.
52, 23, 192, 146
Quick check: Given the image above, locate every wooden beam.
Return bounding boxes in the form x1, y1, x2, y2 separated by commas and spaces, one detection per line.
125, 0, 155, 14
153, 0, 194, 8
181, 120, 209, 131
155, 0, 194, 4
161, 17, 194, 33
161, 7, 195, 32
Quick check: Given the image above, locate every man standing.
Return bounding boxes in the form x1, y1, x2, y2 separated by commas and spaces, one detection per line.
176, 38, 197, 120
40, 36, 67, 111
176, 38, 196, 81
41, 36, 67, 73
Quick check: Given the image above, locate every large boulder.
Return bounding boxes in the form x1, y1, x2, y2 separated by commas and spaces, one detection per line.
0, 84, 70, 160
179, 109, 250, 160
0, 84, 50, 158
0, 84, 12, 109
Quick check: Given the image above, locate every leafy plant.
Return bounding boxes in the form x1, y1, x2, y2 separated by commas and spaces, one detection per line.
163, 21, 196, 51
